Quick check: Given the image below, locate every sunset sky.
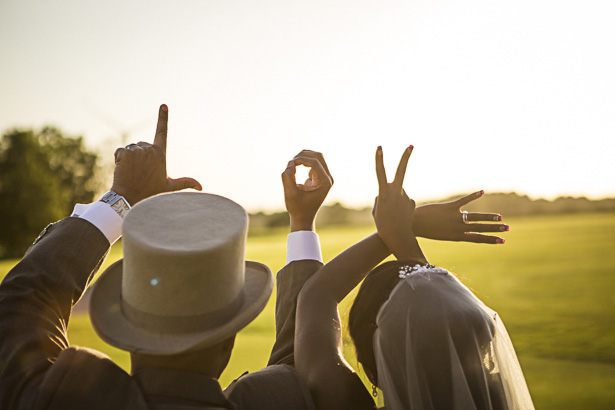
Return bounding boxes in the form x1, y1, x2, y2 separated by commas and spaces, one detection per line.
1, 0, 613, 211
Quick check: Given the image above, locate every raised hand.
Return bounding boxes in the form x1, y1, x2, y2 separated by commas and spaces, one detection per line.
111, 104, 202, 206
413, 191, 507, 244
281, 150, 333, 232
373, 146, 427, 263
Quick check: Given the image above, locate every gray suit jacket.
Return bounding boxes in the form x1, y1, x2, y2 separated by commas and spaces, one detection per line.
0, 217, 321, 410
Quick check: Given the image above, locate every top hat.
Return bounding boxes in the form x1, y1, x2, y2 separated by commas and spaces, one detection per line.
89, 192, 273, 355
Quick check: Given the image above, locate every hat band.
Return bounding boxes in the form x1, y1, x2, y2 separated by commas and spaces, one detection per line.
121, 292, 245, 334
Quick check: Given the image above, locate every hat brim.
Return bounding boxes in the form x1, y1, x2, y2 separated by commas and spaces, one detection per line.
89, 259, 273, 355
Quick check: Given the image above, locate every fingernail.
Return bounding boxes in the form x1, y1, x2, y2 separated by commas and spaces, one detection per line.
409, 145, 414, 149
161, 104, 168, 112
480, 190, 485, 195
377, 146, 382, 150
494, 215, 503, 221
500, 225, 509, 232
497, 238, 505, 244
287, 160, 294, 168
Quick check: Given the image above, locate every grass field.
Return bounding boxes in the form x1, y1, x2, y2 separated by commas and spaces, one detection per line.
1, 212, 614, 409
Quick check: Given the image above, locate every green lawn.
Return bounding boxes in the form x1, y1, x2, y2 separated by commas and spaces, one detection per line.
1, 212, 614, 409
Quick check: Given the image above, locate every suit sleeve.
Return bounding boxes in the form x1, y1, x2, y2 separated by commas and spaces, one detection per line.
267, 259, 323, 366
0, 217, 111, 410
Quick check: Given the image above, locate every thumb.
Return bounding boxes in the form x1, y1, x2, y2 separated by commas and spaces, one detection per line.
167, 177, 203, 192
454, 190, 484, 207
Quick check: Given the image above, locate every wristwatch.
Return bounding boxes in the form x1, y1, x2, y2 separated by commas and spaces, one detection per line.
99, 191, 131, 218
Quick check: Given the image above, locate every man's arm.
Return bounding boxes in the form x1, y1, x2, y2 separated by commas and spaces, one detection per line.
267, 150, 333, 366
0, 104, 201, 409
0, 218, 112, 409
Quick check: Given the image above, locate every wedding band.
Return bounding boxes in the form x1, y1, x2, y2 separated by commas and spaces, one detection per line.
462, 211, 469, 224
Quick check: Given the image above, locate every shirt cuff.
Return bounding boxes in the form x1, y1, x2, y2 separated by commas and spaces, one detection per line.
286, 230, 323, 265
71, 201, 122, 245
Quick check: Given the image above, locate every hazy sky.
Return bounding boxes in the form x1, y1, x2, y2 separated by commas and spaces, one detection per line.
1, 0, 613, 211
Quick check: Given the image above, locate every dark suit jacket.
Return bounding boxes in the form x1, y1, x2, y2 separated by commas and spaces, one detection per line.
0, 217, 321, 410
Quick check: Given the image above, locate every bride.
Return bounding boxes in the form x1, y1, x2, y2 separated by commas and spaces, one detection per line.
294, 146, 534, 410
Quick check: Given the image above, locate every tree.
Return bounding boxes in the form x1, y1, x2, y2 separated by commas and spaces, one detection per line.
0, 127, 101, 259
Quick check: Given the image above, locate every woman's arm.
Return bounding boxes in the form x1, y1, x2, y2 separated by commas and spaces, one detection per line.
296, 146, 426, 410
296, 233, 386, 410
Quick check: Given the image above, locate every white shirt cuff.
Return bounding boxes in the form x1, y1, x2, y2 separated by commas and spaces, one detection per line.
71, 201, 122, 245
286, 230, 323, 265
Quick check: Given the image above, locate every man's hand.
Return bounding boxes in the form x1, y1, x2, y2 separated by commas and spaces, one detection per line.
281, 150, 333, 232
413, 191, 507, 244
373, 146, 426, 263
110, 104, 202, 206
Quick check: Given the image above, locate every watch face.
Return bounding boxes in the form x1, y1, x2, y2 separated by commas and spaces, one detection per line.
111, 199, 130, 218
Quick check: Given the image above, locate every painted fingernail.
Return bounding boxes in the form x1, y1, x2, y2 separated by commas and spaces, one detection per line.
161, 104, 168, 112
409, 145, 414, 149
500, 225, 509, 232
497, 238, 505, 244
494, 215, 502, 221
480, 190, 485, 195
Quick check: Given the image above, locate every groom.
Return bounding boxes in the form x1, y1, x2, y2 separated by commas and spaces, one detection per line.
0, 105, 318, 410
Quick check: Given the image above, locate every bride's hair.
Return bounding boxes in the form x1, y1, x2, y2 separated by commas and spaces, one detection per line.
348, 260, 404, 386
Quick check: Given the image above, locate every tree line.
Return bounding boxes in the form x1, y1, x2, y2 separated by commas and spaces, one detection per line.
0, 127, 101, 258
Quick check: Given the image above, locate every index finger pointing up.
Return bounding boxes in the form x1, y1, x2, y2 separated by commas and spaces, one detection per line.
153, 104, 168, 152
392, 145, 413, 190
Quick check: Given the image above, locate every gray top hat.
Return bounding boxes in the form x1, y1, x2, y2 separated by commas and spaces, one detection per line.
89, 192, 273, 355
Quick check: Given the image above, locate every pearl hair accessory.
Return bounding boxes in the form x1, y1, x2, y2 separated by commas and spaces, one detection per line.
398, 264, 449, 279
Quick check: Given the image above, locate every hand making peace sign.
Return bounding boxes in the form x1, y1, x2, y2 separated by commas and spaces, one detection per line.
373, 145, 427, 263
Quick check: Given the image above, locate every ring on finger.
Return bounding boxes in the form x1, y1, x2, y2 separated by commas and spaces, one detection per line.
462, 211, 469, 224
125, 143, 137, 149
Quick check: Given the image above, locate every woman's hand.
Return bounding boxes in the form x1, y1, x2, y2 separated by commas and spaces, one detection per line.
413, 191, 507, 244
373, 146, 427, 263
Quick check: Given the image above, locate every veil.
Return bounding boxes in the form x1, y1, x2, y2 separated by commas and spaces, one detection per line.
372, 269, 534, 410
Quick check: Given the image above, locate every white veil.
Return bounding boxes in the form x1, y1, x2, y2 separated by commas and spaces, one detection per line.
373, 270, 534, 410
